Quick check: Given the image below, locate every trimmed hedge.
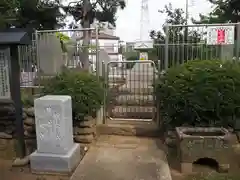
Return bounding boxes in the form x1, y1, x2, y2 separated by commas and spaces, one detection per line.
155, 60, 240, 130
42, 69, 104, 121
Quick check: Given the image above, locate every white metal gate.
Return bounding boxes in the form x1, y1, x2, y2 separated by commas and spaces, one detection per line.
103, 60, 157, 123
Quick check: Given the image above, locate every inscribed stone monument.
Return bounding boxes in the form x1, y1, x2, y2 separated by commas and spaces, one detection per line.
38, 34, 64, 75
120, 61, 157, 91
30, 95, 80, 173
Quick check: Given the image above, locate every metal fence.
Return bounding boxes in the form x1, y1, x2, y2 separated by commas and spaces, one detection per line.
18, 28, 99, 89
18, 28, 124, 91
102, 60, 157, 122
152, 23, 240, 70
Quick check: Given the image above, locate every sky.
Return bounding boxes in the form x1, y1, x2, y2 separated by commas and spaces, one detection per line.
115, 0, 213, 42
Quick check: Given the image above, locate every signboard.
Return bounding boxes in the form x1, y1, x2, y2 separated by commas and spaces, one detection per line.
207, 26, 235, 45
139, 52, 148, 60
20, 72, 36, 87
0, 49, 10, 99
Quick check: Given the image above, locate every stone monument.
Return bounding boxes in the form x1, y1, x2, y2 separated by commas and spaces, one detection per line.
97, 49, 111, 76
38, 34, 64, 75
30, 95, 80, 174
119, 61, 157, 93
111, 61, 157, 120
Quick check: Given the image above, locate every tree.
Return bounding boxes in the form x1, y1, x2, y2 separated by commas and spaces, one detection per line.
0, 0, 65, 29
150, 3, 186, 44
150, 3, 202, 69
193, 0, 240, 58
65, 0, 126, 70
193, 0, 240, 24
0, 0, 126, 70
0, 0, 19, 28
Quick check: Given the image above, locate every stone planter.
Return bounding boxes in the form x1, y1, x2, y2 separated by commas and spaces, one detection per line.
0, 106, 36, 160
176, 127, 233, 173
74, 116, 97, 144
233, 144, 240, 169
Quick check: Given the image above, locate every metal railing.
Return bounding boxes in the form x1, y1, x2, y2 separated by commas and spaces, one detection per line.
155, 23, 240, 70
102, 60, 157, 122
18, 28, 97, 89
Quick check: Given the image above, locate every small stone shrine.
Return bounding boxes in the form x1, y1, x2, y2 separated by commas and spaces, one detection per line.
30, 95, 80, 174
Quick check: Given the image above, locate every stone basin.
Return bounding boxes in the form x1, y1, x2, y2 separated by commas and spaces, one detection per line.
175, 127, 233, 174
176, 127, 229, 138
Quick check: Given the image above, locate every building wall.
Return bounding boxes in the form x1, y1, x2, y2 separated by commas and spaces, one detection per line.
89, 54, 123, 66
78, 39, 120, 58
90, 39, 119, 54
126, 42, 136, 52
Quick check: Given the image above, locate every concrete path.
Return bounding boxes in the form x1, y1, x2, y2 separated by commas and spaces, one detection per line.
70, 136, 172, 180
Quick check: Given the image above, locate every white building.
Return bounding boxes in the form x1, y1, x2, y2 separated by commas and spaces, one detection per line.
72, 21, 123, 66
75, 31, 122, 64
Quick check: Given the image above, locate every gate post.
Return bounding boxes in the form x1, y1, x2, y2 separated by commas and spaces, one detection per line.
156, 60, 161, 127
164, 25, 169, 70
103, 61, 107, 124
236, 23, 240, 61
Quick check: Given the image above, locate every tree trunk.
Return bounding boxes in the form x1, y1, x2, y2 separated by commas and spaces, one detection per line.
81, 0, 91, 71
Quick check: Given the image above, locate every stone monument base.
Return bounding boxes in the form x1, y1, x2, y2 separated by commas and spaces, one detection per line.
30, 143, 80, 175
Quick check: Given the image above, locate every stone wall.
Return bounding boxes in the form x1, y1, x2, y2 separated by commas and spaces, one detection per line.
0, 102, 97, 160
73, 116, 97, 144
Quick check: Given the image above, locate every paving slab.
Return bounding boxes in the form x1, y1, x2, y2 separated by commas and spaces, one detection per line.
70, 136, 172, 180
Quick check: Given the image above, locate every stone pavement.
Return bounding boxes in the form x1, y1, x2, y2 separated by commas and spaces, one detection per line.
70, 135, 172, 180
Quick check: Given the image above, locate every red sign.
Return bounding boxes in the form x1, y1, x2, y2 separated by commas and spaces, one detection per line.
217, 29, 225, 44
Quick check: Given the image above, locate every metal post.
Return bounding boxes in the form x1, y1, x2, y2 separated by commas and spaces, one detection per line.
10, 46, 26, 158
95, 27, 99, 78
102, 61, 106, 124
103, 62, 108, 124
185, 0, 189, 25
236, 23, 240, 61
35, 30, 41, 87
164, 25, 169, 70
184, 0, 189, 63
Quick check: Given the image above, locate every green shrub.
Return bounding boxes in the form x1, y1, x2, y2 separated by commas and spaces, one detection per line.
42, 70, 104, 121
155, 60, 240, 130
126, 56, 138, 69
21, 90, 34, 107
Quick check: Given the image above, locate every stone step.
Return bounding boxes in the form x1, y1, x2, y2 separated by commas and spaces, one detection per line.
108, 76, 125, 83
97, 121, 160, 137
118, 86, 154, 95
115, 95, 154, 106
109, 83, 121, 88
110, 106, 155, 119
